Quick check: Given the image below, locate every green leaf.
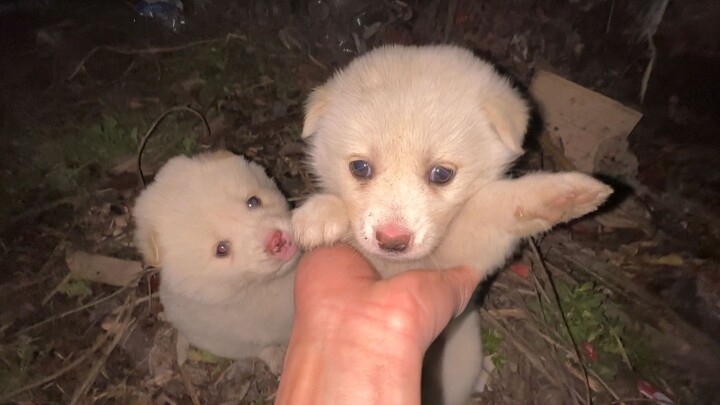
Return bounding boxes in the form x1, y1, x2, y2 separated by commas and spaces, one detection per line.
481, 328, 504, 355
57, 278, 92, 298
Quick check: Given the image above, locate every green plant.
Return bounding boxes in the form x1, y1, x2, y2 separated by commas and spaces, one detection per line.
0, 336, 38, 395
481, 328, 506, 368
57, 277, 93, 298
534, 280, 658, 380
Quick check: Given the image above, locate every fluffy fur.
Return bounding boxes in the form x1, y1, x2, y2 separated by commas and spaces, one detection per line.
133, 151, 299, 374
293, 45, 612, 404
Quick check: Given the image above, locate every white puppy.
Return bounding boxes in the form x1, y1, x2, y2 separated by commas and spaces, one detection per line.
133, 151, 299, 374
293, 45, 612, 404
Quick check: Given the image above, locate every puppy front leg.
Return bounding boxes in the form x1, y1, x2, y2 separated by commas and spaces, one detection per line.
431, 172, 612, 278
292, 193, 350, 249
496, 172, 613, 237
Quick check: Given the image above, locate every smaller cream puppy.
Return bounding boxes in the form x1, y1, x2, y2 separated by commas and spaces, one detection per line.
293, 45, 612, 404
133, 151, 299, 374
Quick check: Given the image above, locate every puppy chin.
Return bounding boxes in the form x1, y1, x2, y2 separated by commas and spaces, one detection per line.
274, 251, 301, 275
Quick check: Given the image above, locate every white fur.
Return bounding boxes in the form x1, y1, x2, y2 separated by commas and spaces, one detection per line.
294, 45, 612, 404
133, 151, 299, 374
301, 45, 529, 260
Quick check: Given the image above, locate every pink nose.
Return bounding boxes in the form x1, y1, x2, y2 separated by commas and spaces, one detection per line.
375, 224, 412, 252
264, 230, 298, 262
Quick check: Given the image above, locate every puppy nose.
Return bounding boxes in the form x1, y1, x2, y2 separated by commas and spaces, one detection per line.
375, 224, 412, 252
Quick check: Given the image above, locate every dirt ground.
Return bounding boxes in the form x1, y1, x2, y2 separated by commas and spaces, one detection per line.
1, 0, 719, 404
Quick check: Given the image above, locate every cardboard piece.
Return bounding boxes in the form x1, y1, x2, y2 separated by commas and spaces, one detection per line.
530, 70, 643, 178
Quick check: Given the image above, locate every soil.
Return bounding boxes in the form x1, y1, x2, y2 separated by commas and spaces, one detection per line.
1, 0, 719, 404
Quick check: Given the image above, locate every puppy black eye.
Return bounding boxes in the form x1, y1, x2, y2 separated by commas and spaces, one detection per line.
349, 160, 372, 179
428, 166, 455, 184
246, 195, 262, 208
215, 241, 231, 258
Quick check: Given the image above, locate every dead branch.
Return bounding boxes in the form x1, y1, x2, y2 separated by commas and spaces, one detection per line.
69, 295, 136, 404
136, 106, 211, 188
443, 0, 458, 43
0, 324, 111, 401
179, 365, 202, 405
531, 239, 594, 405
15, 268, 156, 337
480, 308, 586, 404
67, 35, 244, 81
528, 261, 583, 405
3, 189, 113, 234
137, 106, 210, 187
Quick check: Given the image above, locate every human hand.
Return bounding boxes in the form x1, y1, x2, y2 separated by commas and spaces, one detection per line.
275, 244, 480, 405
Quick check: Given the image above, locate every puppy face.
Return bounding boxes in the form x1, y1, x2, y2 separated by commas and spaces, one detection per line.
133, 151, 298, 301
303, 45, 529, 260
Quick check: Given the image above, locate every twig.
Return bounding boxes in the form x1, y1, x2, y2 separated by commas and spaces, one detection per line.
307, 51, 328, 71
69, 295, 136, 405
520, 302, 619, 398
443, 0, 458, 43
67, 35, 243, 81
137, 106, 211, 188
15, 268, 156, 337
42, 274, 71, 306
0, 326, 111, 401
639, 32, 656, 103
499, 271, 624, 402
480, 308, 586, 404
16, 289, 123, 336
4, 189, 115, 234
36, 234, 71, 305
178, 365, 202, 405
529, 260, 582, 405
608, 320, 634, 371
606, 0, 616, 34
134, 292, 159, 306
530, 239, 593, 405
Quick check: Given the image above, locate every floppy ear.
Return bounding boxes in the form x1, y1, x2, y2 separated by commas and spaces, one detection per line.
134, 222, 162, 267
301, 84, 332, 139
481, 88, 529, 155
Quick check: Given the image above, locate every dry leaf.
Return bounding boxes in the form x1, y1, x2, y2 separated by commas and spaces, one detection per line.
66, 250, 143, 287
643, 254, 684, 266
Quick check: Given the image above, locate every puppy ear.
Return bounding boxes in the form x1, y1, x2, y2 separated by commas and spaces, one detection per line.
481, 89, 529, 155
301, 84, 331, 139
133, 193, 163, 267
135, 226, 162, 267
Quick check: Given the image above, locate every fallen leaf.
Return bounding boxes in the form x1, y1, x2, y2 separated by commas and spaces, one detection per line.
642, 254, 684, 266
58, 277, 93, 298
66, 250, 143, 287
508, 263, 530, 278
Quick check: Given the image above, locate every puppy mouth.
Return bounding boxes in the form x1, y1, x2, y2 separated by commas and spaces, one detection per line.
264, 230, 298, 262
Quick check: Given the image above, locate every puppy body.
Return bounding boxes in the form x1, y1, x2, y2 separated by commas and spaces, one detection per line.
133, 151, 299, 373
294, 45, 612, 404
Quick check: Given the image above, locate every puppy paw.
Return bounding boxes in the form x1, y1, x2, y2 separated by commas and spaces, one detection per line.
259, 345, 286, 375
513, 172, 613, 236
292, 193, 350, 249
